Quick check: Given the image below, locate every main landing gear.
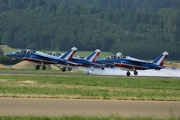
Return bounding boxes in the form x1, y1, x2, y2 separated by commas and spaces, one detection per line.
126, 71, 131, 76
36, 65, 46, 70
126, 70, 138, 76
42, 65, 46, 70
61, 67, 72, 72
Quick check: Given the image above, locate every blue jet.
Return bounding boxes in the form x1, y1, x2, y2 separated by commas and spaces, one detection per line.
5, 47, 77, 71
96, 51, 169, 76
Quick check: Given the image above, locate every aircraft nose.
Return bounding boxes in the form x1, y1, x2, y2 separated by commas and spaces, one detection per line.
5, 53, 12, 57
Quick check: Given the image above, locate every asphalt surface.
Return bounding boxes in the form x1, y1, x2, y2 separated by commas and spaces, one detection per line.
0, 98, 180, 118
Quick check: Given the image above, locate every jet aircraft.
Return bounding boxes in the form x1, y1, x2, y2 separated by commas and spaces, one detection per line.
5, 47, 77, 70
96, 51, 169, 76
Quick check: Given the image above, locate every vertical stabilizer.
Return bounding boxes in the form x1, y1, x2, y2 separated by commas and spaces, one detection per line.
86, 49, 101, 62
61, 47, 77, 60
152, 51, 169, 66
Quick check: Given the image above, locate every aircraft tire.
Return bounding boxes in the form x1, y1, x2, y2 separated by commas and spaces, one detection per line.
36, 65, 40, 70
42, 66, 46, 70
68, 67, 72, 71
61, 67, 66, 72
126, 71, 130, 76
134, 70, 138, 75
86, 70, 90, 75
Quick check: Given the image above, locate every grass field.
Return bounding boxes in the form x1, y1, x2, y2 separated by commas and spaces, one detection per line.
0, 69, 180, 120
0, 45, 18, 53
0, 115, 179, 120
0, 69, 180, 101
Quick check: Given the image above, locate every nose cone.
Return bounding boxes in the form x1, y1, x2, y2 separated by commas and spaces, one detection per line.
5, 53, 14, 58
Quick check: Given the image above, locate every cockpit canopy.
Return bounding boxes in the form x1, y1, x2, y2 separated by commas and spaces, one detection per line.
104, 52, 125, 59
14, 49, 36, 54
47, 52, 61, 56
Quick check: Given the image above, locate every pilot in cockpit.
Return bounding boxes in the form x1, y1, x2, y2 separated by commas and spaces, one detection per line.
116, 52, 123, 59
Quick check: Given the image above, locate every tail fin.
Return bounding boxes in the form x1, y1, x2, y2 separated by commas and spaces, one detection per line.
60, 47, 77, 60
152, 51, 169, 66
86, 49, 101, 62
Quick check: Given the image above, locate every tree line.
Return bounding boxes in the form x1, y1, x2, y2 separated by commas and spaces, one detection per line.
0, 0, 180, 60
56, 0, 180, 12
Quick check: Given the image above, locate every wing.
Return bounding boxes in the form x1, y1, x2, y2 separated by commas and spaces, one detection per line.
124, 57, 150, 64
63, 60, 83, 66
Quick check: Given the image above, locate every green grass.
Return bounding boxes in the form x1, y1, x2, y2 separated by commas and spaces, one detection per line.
0, 69, 180, 119
0, 115, 179, 120
0, 45, 18, 53
0, 71, 180, 101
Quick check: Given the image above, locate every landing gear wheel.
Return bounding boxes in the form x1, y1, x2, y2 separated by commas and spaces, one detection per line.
126, 71, 131, 76
61, 67, 66, 72
36, 65, 40, 70
68, 67, 72, 71
86, 70, 90, 75
101, 67, 104, 70
134, 70, 138, 75
42, 66, 46, 70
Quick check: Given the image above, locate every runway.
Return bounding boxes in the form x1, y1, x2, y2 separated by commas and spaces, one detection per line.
0, 71, 178, 78
0, 98, 180, 118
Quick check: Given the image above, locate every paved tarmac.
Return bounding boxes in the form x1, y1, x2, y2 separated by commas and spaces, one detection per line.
0, 98, 180, 118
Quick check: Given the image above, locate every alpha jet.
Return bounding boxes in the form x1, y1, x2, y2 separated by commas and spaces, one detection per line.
5, 47, 77, 71
96, 51, 169, 76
